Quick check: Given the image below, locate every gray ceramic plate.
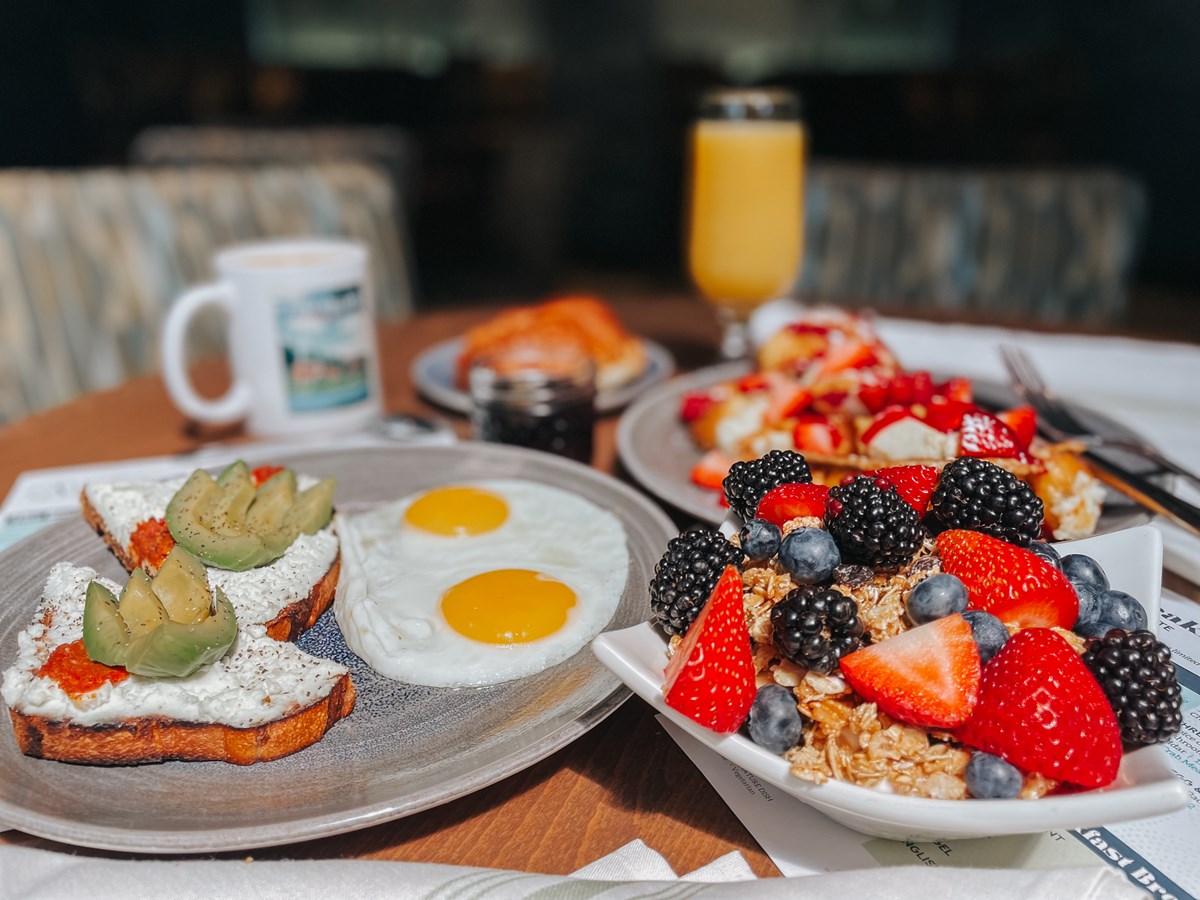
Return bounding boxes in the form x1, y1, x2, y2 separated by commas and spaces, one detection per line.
616, 362, 1155, 532
0, 444, 676, 853
411, 336, 675, 414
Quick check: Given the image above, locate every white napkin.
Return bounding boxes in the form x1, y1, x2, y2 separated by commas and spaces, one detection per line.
0, 841, 1142, 899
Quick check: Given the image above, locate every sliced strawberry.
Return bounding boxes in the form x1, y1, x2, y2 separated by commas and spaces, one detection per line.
857, 381, 889, 414
923, 397, 976, 432
958, 410, 1023, 458
736, 373, 771, 393
680, 390, 720, 424
886, 372, 916, 406
791, 413, 848, 455
663, 565, 756, 733
871, 464, 939, 513
755, 482, 830, 525
996, 405, 1037, 449
817, 339, 879, 375
690, 450, 733, 491
909, 370, 936, 405
936, 530, 1078, 630
938, 377, 974, 404
810, 390, 849, 413
860, 406, 918, 445
764, 383, 812, 425
954, 628, 1121, 788
839, 614, 980, 729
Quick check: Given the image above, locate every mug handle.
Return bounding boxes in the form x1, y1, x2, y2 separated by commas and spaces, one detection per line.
160, 282, 253, 424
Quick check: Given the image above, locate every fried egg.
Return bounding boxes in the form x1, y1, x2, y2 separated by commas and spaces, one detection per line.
333, 480, 628, 687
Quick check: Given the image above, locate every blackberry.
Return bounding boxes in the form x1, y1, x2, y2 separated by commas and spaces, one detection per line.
929, 457, 1044, 547
1083, 629, 1183, 748
723, 450, 813, 522
770, 587, 864, 675
825, 476, 923, 568
649, 528, 745, 637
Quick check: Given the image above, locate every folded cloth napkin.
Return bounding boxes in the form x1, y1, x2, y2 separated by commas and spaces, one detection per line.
0, 842, 1142, 899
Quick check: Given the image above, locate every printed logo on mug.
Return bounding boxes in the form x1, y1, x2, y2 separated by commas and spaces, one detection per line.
161, 238, 384, 437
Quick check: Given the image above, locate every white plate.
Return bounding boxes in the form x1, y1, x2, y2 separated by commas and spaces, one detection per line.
593, 524, 1187, 841
0, 444, 677, 854
616, 362, 1158, 531
412, 336, 675, 414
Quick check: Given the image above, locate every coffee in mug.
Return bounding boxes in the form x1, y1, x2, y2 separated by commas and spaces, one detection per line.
161, 238, 383, 437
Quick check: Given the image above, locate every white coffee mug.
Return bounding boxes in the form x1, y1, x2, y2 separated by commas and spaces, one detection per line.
161, 238, 383, 437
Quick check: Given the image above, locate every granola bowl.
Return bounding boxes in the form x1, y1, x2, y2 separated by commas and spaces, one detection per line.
591, 524, 1188, 840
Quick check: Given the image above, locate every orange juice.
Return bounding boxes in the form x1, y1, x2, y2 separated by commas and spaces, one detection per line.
687, 119, 804, 315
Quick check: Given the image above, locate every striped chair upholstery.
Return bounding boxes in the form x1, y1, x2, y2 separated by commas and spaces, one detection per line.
0, 162, 412, 424
801, 164, 1145, 325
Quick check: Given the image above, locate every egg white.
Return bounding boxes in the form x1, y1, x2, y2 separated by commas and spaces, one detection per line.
333, 479, 628, 687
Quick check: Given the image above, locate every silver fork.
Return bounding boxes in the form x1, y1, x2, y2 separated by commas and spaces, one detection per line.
999, 344, 1200, 491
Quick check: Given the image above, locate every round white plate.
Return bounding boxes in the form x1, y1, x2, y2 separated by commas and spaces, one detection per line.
593, 525, 1187, 841
412, 336, 675, 415
0, 444, 676, 853
616, 362, 1158, 531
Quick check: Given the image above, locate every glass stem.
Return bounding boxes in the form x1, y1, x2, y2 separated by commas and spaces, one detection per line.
717, 309, 752, 361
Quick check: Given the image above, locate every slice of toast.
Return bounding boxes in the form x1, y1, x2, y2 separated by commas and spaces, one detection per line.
80, 478, 339, 642
3, 563, 355, 765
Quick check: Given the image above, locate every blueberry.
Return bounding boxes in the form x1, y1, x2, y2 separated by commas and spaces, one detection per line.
739, 518, 782, 561
906, 574, 969, 625
1072, 580, 1103, 631
1096, 589, 1148, 631
745, 684, 806, 754
778, 528, 841, 584
1028, 541, 1062, 570
962, 610, 1009, 665
965, 752, 1023, 799
1061, 554, 1109, 592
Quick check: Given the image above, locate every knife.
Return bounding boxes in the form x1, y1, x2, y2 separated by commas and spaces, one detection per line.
1083, 450, 1200, 540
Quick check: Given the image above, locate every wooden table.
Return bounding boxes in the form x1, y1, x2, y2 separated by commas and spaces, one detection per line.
0, 295, 786, 876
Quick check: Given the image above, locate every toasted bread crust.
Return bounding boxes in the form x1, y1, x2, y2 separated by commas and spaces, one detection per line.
79, 490, 340, 642
7, 674, 355, 766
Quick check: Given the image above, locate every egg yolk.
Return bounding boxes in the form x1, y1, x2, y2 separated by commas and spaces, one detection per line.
442, 569, 576, 644
403, 486, 508, 537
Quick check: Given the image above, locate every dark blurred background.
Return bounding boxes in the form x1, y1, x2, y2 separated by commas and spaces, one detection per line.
1, 0, 1197, 325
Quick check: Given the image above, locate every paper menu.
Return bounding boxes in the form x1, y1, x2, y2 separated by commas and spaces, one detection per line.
661, 592, 1200, 899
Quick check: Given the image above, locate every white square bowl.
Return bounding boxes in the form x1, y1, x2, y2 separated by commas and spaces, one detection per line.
592, 524, 1188, 840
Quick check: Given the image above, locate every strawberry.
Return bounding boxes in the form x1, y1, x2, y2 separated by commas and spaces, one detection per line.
251, 464, 284, 486
736, 373, 771, 393
958, 410, 1023, 458
909, 370, 936, 405
755, 482, 830, 525
936, 530, 1078, 630
663, 565, 756, 733
857, 380, 889, 414
937, 377, 974, 404
680, 390, 719, 424
690, 450, 733, 491
922, 397, 975, 433
954, 628, 1121, 788
764, 383, 812, 425
997, 405, 1037, 449
817, 339, 879, 375
791, 413, 847, 454
839, 614, 980, 729
871, 464, 939, 513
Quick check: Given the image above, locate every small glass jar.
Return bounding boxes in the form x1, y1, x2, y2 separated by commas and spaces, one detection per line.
468, 346, 597, 464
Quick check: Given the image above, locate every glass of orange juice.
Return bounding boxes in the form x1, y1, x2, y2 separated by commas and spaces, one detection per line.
687, 88, 805, 359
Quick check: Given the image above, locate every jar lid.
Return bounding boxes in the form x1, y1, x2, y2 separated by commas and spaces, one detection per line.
697, 87, 801, 121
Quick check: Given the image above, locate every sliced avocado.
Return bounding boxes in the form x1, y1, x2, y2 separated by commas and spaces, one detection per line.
123, 588, 238, 678
152, 546, 212, 624
207, 461, 255, 535
166, 469, 277, 571
283, 478, 336, 536
118, 569, 167, 638
82, 581, 130, 667
245, 468, 297, 534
